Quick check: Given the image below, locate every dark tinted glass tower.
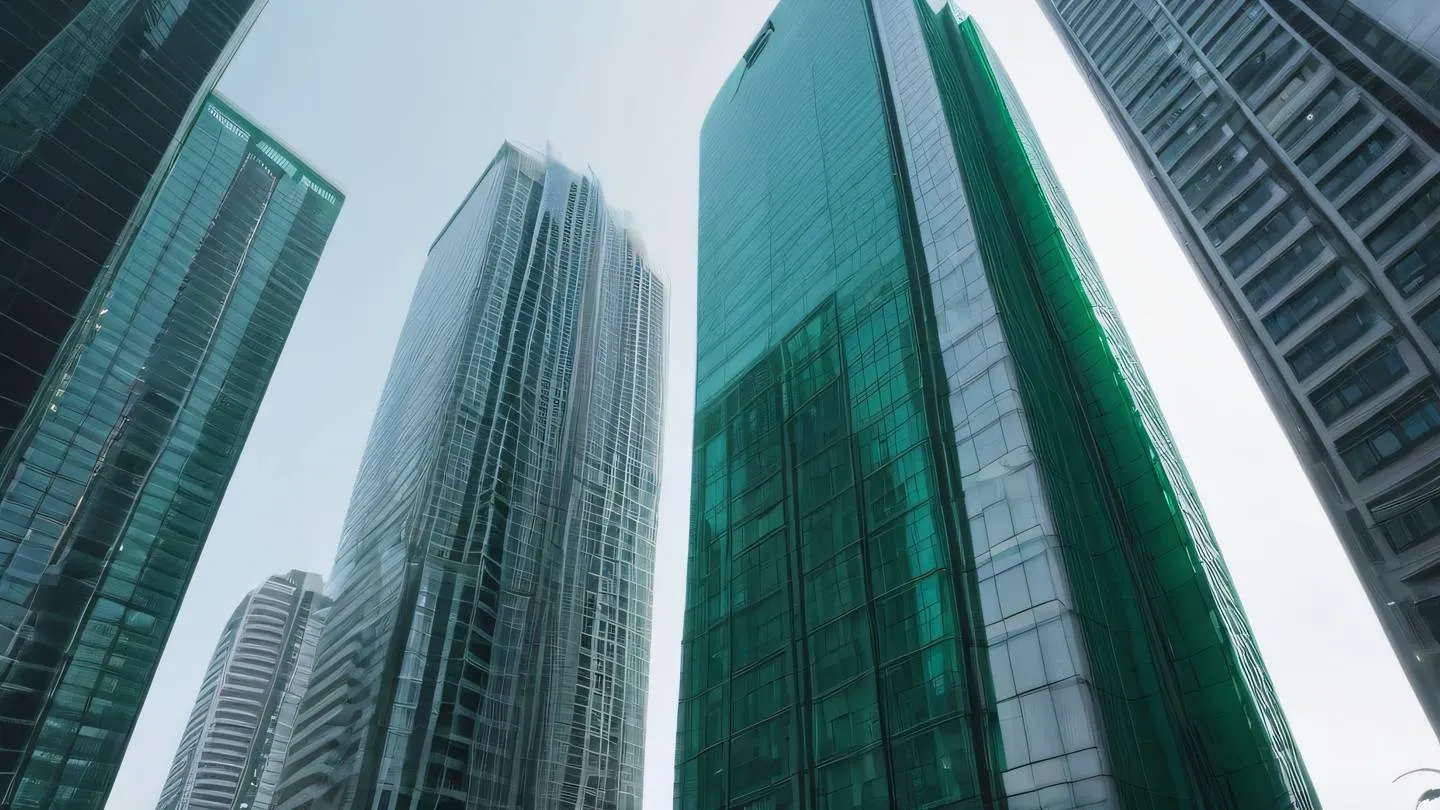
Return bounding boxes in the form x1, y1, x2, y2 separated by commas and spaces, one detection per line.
274, 144, 666, 810
0, 95, 342, 810
676, 1, 1317, 807
1038, 0, 1440, 736
157, 571, 328, 810
0, 0, 266, 465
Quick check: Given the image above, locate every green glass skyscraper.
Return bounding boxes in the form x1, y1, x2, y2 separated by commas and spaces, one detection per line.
676, 1, 1318, 808
0, 94, 341, 810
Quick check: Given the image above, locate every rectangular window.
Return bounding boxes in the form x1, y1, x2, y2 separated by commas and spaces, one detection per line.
877, 574, 952, 663
1205, 5, 1267, 65
812, 678, 881, 761
1182, 131, 1258, 215
1262, 265, 1348, 341
1131, 66, 1190, 125
1159, 103, 1230, 172
1275, 80, 1345, 151
1255, 56, 1322, 129
804, 545, 867, 629
732, 654, 790, 731
1309, 342, 1407, 423
732, 591, 788, 668
1241, 230, 1327, 305
800, 494, 860, 572
1297, 106, 1374, 175
889, 721, 979, 806
791, 382, 846, 462
729, 711, 792, 791
1318, 128, 1399, 199
1418, 300, 1440, 347
1386, 228, 1440, 297
732, 530, 786, 612
1366, 178, 1440, 258
682, 688, 728, 753
1143, 83, 1203, 145
867, 504, 943, 596
810, 610, 871, 696
1191, 0, 1253, 44
1231, 29, 1302, 100
1286, 301, 1378, 380
881, 642, 964, 733
1340, 152, 1424, 227
1339, 389, 1440, 479
1224, 204, 1306, 276
1381, 492, 1440, 554
797, 443, 853, 513
1206, 179, 1277, 245
816, 749, 888, 809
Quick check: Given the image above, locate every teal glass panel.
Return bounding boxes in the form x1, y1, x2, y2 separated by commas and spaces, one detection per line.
0, 95, 341, 810
679, 1, 1317, 808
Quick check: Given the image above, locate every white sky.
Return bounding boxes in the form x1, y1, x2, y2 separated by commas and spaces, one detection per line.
107, 1, 1440, 808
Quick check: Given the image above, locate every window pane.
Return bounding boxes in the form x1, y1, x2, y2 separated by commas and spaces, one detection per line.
1241, 230, 1327, 305
1339, 390, 1440, 479
1286, 301, 1378, 380
1309, 342, 1407, 423
1261, 265, 1349, 341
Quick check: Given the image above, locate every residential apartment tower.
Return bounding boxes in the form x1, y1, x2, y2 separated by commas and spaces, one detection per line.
1039, 0, 1440, 734
157, 571, 329, 810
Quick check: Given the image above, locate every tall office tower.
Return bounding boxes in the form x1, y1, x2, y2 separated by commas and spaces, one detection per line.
273, 144, 666, 810
676, 2, 1318, 808
1037, 0, 1440, 735
1, 0, 266, 463
156, 571, 329, 810
0, 94, 342, 810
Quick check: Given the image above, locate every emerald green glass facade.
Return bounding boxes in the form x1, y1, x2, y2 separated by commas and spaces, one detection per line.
677, 1, 1318, 807
0, 94, 341, 810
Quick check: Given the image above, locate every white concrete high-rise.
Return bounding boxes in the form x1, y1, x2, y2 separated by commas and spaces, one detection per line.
156, 571, 328, 810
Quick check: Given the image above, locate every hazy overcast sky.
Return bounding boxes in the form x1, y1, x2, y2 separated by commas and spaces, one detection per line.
107, 1, 1440, 808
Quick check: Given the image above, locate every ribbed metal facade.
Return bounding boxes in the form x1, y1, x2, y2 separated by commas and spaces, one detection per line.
157, 571, 328, 810
273, 144, 666, 810
1040, 0, 1440, 738
0, 93, 342, 810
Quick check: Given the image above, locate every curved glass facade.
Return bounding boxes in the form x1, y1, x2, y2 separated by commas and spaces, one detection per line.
1040, 0, 1440, 740
0, 94, 342, 810
273, 144, 667, 810
677, 1, 1317, 807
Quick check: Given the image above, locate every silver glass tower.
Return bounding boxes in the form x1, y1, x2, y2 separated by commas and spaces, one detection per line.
1039, 0, 1440, 734
157, 571, 329, 810
273, 143, 667, 810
